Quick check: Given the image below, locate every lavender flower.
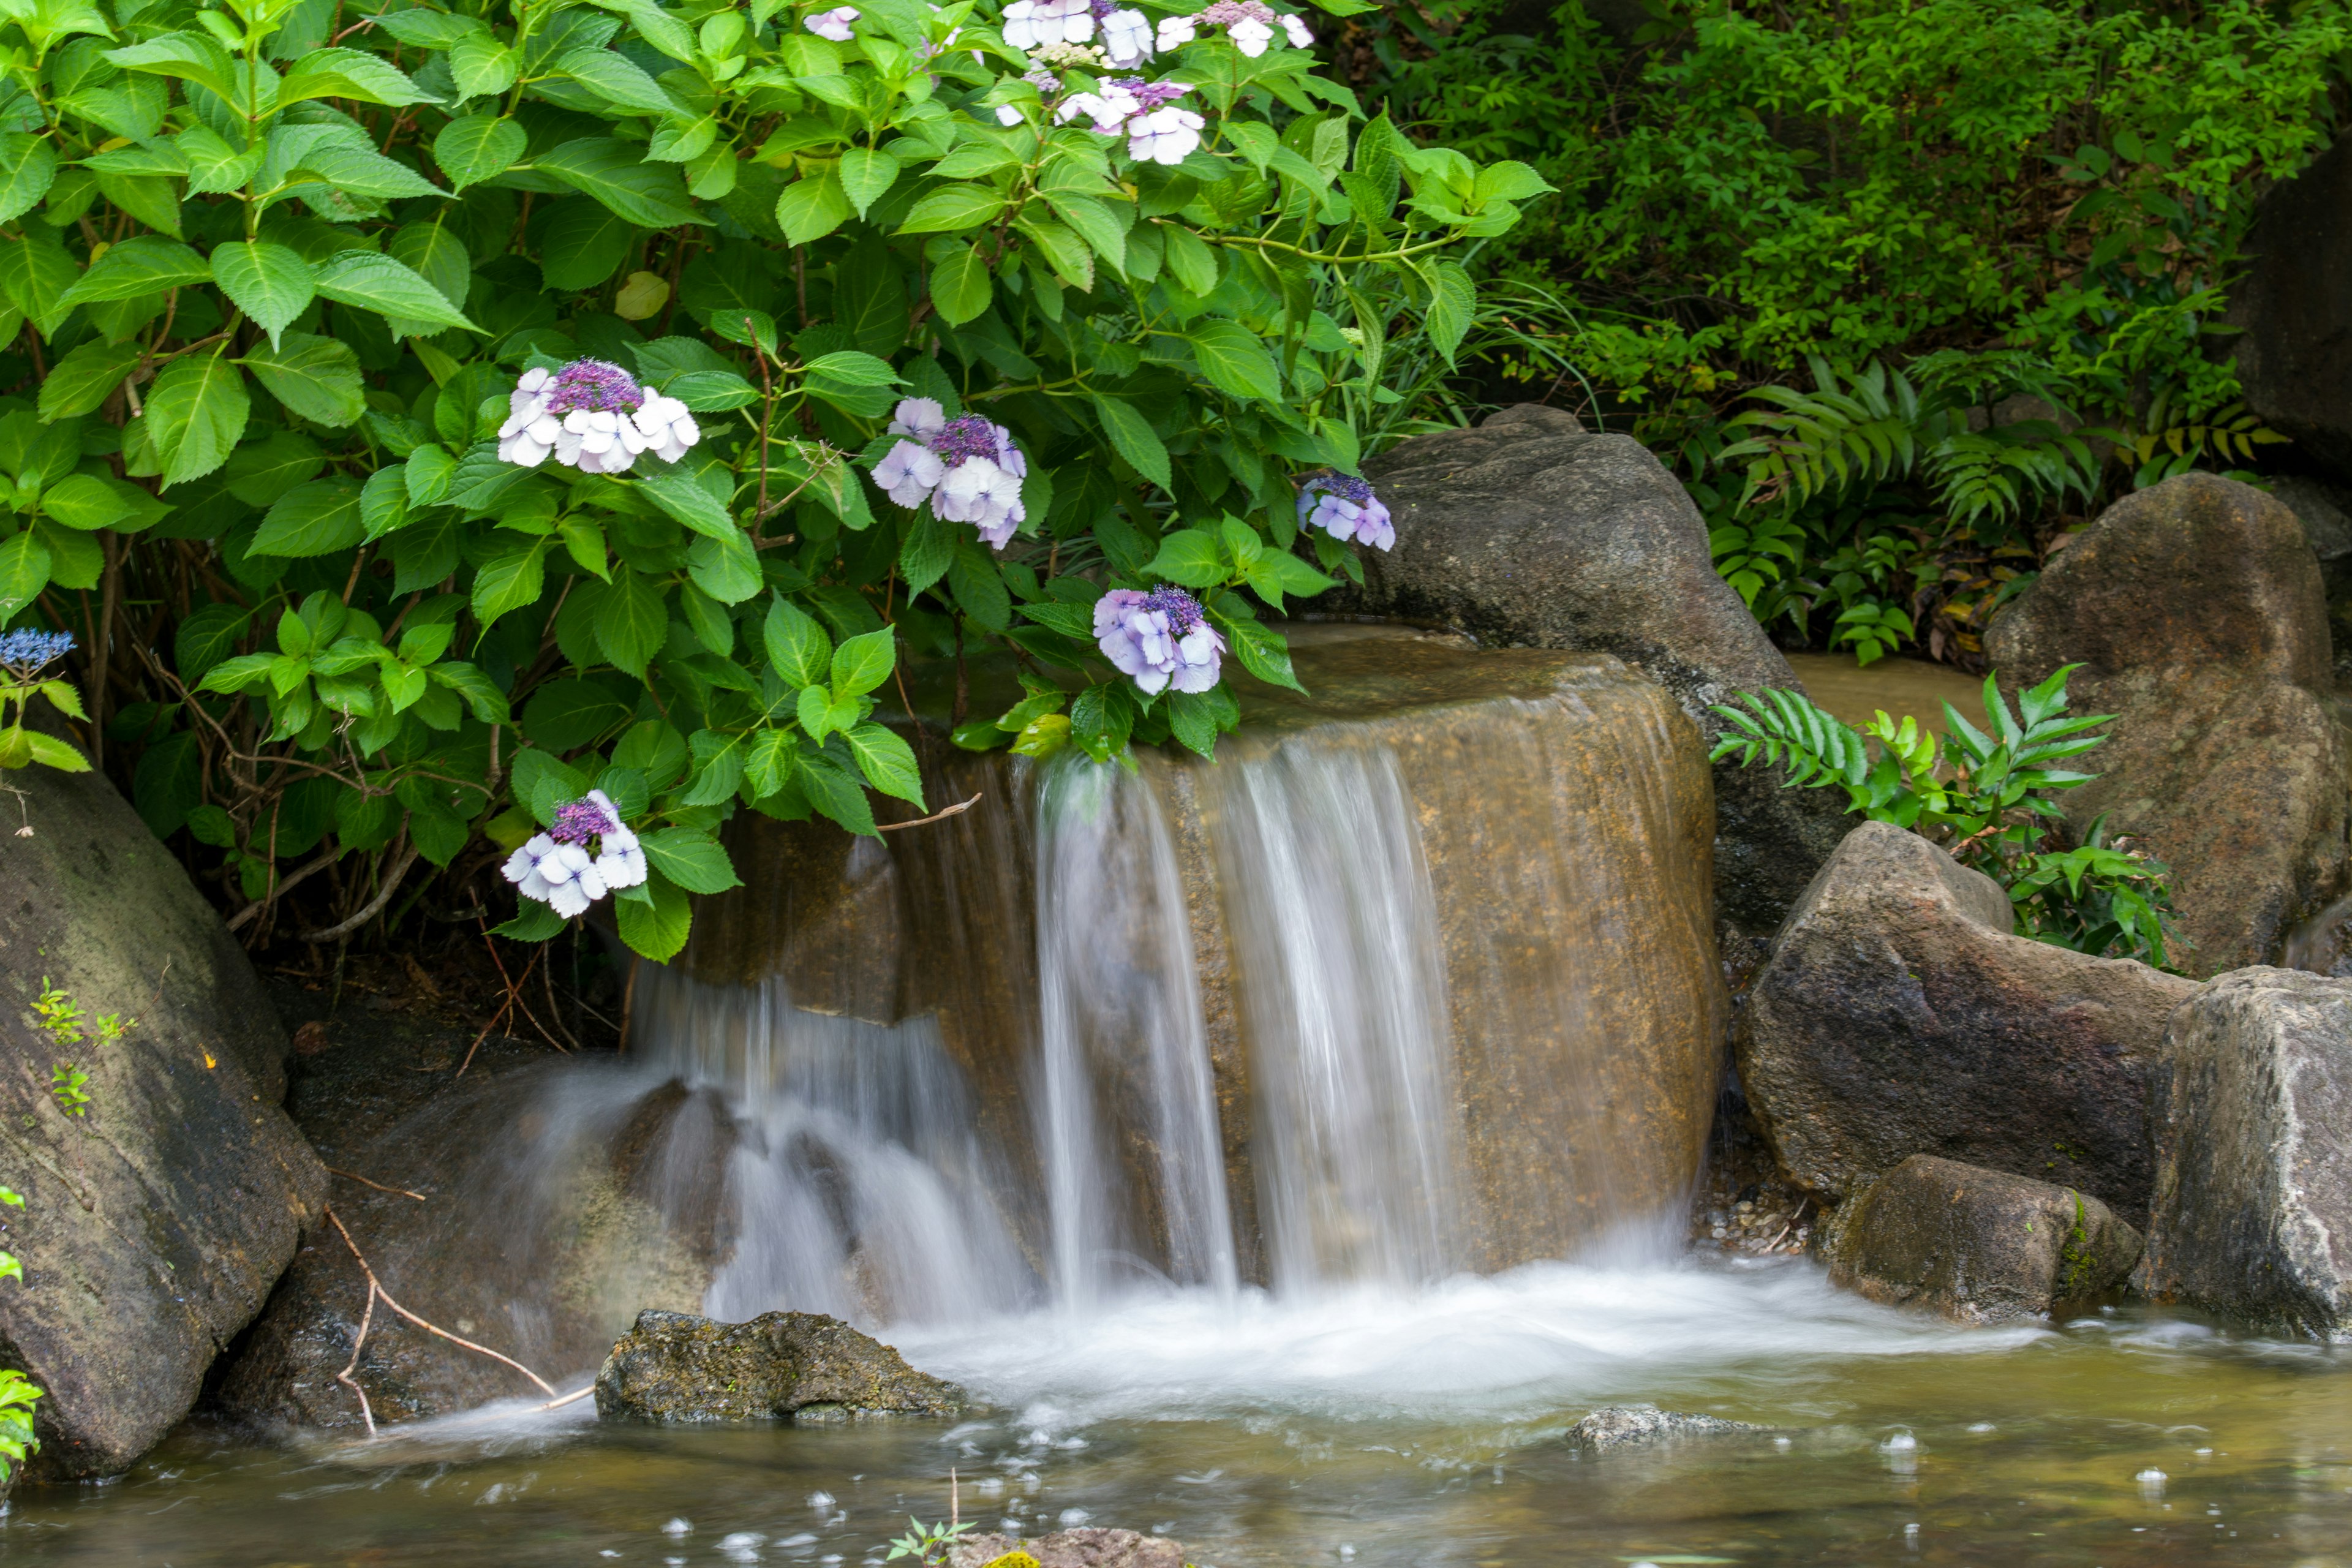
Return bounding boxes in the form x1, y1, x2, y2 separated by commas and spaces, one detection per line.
1003, 0, 1092, 48
1127, 103, 1205, 164
869, 399, 1028, 548
1095, 586, 1225, 695
502, 789, 647, 919
1156, 0, 1308, 55
0, 629, 74, 674
1057, 78, 1197, 159
499, 361, 702, 476
1096, 0, 1154, 64
1297, 470, 1394, 550
805, 4, 859, 39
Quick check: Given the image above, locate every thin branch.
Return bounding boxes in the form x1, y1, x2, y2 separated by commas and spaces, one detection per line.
325, 1166, 427, 1202
325, 1205, 558, 1412
300, 832, 421, 943
876, 793, 983, 833
225, 842, 339, 932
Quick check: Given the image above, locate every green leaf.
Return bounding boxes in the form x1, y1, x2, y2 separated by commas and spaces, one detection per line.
900, 513, 954, 595
239, 333, 364, 426
687, 527, 761, 604
314, 251, 480, 334
775, 172, 850, 246
899, 184, 1006, 235
280, 47, 438, 108
145, 350, 249, 488
105, 32, 241, 105
1092, 396, 1172, 491
1186, 318, 1283, 402
250, 477, 364, 556
448, 34, 519, 97
557, 47, 680, 118
471, 538, 548, 627
174, 601, 249, 685
0, 529, 50, 621
360, 465, 409, 539
537, 137, 700, 228
1218, 611, 1305, 693
55, 235, 209, 306
179, 126, 263, 195
638, 826, 742, 894
1162, 224, 1218, 296
595, 568, 669, 677
635, 462, 736, 539
496, 897, 568, 940
0, 233, 80, 339
846, 721, 922, 805
406, 443, 456, 505
927, 241, 991, 326
39, 473, 132, 531
1425, 258, 1475, 366
525, 678, 633, 748
616, 869, 692, 959
830, 626, 895, 697
804, 350, 900, 388
0, 133, 56, 226
837, 146, 900, 217
538, 198, 635, 291
432, 113, 527, 192
36, 339, 141, 421
1147, 527, 1225, 587
763, 594, 830, 687
209, 240, 315, 348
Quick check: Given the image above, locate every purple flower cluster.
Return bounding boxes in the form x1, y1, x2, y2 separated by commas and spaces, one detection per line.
1095, 586, 1225, 695
1156, 0, 1312, 55
0, 629, 74, 674
544, 359, 644, 415
503, 789, 648, 919
1054, 77, 1202, 163
1297, 470, 1395, 550
872, 398, 1029, 548
499, 361, 700, 475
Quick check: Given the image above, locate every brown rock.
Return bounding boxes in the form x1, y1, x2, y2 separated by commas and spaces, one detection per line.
2139, 968, 2352, 1336
1740, 822, 2199, 1221
945, 1529, 1186, 1568
1354, 403, 1852, 931
593, 1308, 963, 1422
0, 764, 324, 1477
1985, 472, 2348, 976
1569, 1405, 1768, 1450
1825, 1154, 2143, 1324
2227, 134, 2352, 484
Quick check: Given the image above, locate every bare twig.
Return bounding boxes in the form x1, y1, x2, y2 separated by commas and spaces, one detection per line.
325, 1166, 428, 1202
300, 834, 421, 943
226, 843, 339, 932
324, 1205, 558, 1425
877, 793, 983, 833
1763, 1197, 1812, 1253
540, 1385, 596, 1411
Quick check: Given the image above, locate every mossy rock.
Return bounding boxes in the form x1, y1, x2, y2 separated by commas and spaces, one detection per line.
592, 1308, 965, 1422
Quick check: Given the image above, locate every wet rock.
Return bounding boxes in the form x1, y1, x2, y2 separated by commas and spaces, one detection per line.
944, 1529, 1186, 1568
1985, 472, 2348, 976
593, 1308, 964, 1422
1354, 402, 1851, 930
1569, 1404, 1766, 1450
1740, 822, 2199, 1221
2228, 135, 2352, 485
0, 763, 323, 1477
2138, 968, 2352, 1336
215, 998, 720, 1430
1823, 1155, 2142, 1324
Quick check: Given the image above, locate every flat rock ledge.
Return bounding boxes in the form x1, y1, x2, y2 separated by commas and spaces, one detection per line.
594, 1309, 965, 1423
944, 1528, 1188, 1568
1570, 1405, 1768, 1451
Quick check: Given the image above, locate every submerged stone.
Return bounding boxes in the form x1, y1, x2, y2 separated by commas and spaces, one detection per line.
1569, 1404, 1767, 1450
0, 763, 323, 1477
1824, 1154, 2142, 1324
944, 1529, 1185, 1568
592, 1308, 965, 1422
2138, 968, 2352, 1337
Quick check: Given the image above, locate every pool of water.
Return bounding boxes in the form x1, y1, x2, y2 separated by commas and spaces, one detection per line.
6, 1256, 2348, 1567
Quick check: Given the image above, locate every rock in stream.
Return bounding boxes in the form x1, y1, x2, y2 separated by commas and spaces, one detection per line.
593, 1308, 965, 1422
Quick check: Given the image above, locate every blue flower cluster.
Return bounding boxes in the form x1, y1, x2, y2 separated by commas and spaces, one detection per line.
0, 630, 74, 674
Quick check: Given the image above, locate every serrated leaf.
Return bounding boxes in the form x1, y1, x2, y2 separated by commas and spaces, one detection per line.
638, 826, 742, 893
837, 146, 899, 217
775, 171, 850, 245
1092, 395, 1171, 491
145, 349, 249, 487
928, 241, 991, 326
537, 137, 699, 228
209, 239, 314, 347
1186, 318, 1283, 402
37, 339, 141, 421
899, 184, 1005, 235
239, 333, 364, 426
635, 462, 736, 540
763, 595, 830, 687
0, 133, 56, 226
616, 870, 692, 959
313, 250, 480, 333
280, 47, 438, 108
56, 235, 209, 306
432, 113, 526, 192
0, 529, 49, 620
250, 477, 364, 556
846, 721, 922, 805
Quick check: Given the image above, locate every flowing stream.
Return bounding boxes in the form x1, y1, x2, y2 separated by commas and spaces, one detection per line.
7, 636, 2348, 1562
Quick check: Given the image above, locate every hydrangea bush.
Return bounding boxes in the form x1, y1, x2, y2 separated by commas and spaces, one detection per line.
0, 0, 1543, 959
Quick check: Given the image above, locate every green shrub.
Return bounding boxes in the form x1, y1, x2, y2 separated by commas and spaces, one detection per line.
1710, 666, 2181, 967
0, 0, 1538, 960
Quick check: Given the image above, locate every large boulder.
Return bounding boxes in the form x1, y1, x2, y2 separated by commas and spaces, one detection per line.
1357, 403, 1850, 930
593, 1308, 964, 1422
1739, 822, 2199, 1221
2139, 968, 2352, 1337
1823, 1154, 2142, 1324
2227, 134, 2352, 484
1985, 472, 2348, 976
0, 764, 323, 1477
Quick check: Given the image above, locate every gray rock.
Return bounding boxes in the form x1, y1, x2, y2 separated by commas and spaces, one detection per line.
1569, 1404, 1766, 1450
944, 1529, 1187, 1568
1823, 1155, 2142, 1324
2139, 968, 2352, 1337
2227, 135, 2352, 485
0, 764, 324, 1477
2270, 475, 2352, 564
1357, 402, 1850, 930
593, 1308, 964, 1422
1985, 472, 2348, 976
1739, 822, 2199, 1221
